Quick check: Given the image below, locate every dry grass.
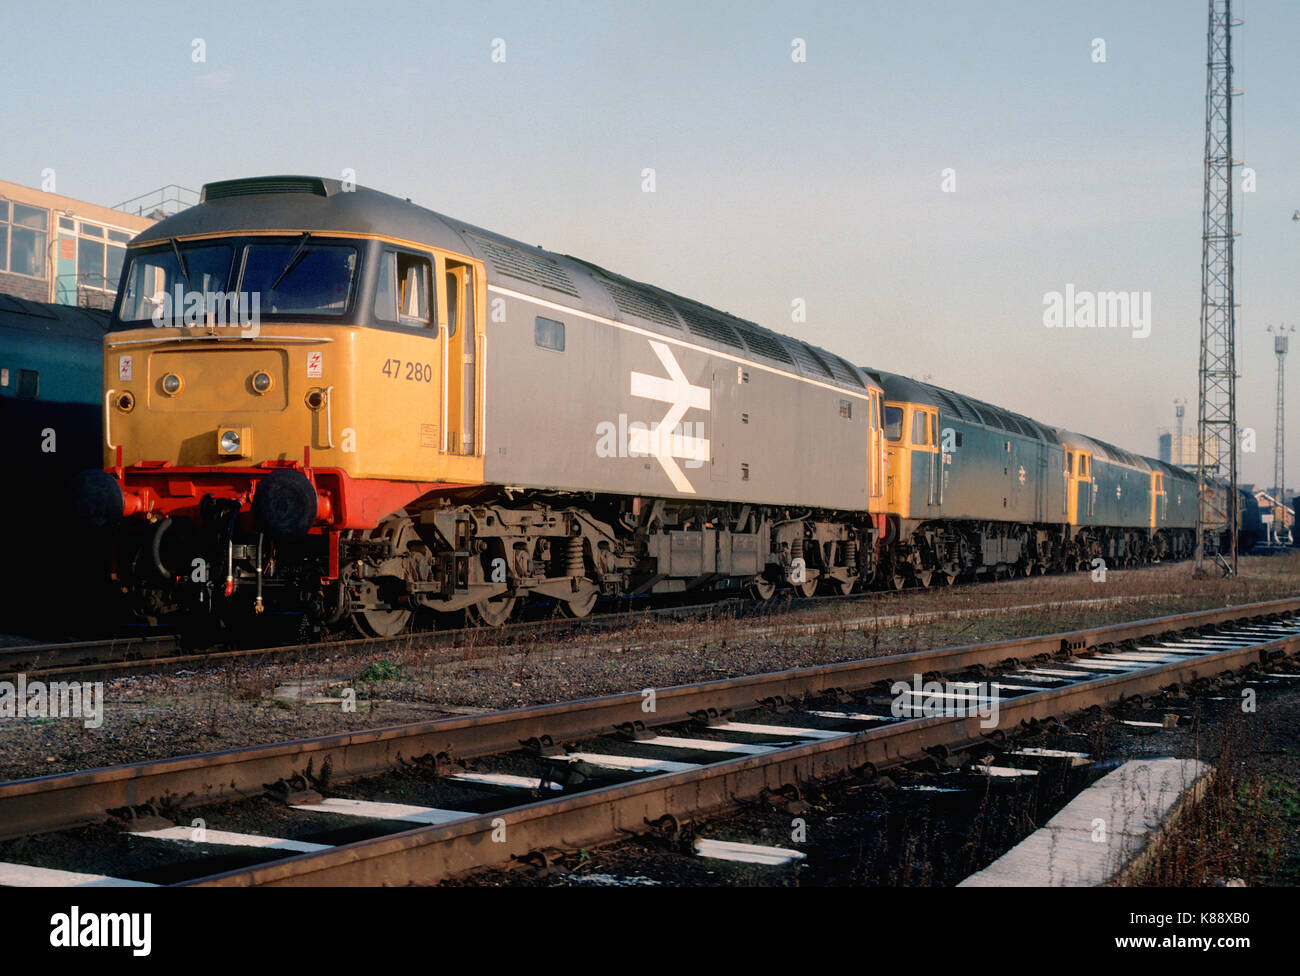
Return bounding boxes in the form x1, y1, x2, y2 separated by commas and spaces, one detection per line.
1125, 711, 1295, 886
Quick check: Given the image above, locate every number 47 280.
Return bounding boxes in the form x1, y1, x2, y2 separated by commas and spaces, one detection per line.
381, 359, 433, 382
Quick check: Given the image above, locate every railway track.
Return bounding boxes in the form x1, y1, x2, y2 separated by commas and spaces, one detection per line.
0, 596, 742, 685
1, 597, 1297, 887
0, 565, 1247, 687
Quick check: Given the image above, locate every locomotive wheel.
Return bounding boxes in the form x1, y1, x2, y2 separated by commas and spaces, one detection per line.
353, 608, 412, 637
349, 515, 420, 638
558, 588, 598, 619
467, 594, 518, 627
833, 577, 855, 596
916, 569, 933, 588
748, 577, 777, 601
793, 578, 818, 598
891, 573, 907, 591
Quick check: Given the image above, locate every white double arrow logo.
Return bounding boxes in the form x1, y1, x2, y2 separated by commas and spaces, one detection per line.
629, 340, 711, 493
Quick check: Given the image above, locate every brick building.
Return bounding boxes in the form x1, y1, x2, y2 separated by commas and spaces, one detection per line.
0, 179, 160, 309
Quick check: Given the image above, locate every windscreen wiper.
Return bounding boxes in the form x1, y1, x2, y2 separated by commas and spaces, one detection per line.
269, 232, 312, 292
169, 238, 190, 288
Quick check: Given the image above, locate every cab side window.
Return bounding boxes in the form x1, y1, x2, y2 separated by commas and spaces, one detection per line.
884, 406, 903, 442
445, 269, 460, 338
374, 250, 432, 327
912, 411, 930, 446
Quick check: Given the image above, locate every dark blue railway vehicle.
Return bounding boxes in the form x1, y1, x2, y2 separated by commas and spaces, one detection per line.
0, 295, 109, 628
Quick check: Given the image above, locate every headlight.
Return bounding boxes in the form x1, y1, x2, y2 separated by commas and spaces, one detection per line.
217, 426, 252, 458
161, 372, 183, 396
251, 370, 273, 394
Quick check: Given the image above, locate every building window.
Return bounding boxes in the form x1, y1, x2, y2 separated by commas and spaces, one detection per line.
535, 316, 564, 351
75, 222, 132, 294
4, 203, 47, 278
79, 235, 106, 288
839, 399, 852, 420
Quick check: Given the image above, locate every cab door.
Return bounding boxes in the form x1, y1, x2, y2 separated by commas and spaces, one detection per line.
438, 256, 485, 458
1035, 441, 1049, 523
867, 389, 886, 512
1065, 450, 1093, 524
1150, 470, 1167, 528
926, 409, 941, 506
911, 406, 940, 510
883, 403, 906, 515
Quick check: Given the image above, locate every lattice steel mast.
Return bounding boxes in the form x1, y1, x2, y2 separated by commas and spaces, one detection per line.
1195, 0, 1240, 574
1269, 325, 1293, 543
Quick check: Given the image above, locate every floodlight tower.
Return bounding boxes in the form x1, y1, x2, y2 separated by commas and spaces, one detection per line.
1174, 399, 1187, 464
1195, 0, 1241, 575
1268, 325, 1294, 544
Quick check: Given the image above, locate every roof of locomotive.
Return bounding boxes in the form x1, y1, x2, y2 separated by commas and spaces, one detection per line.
0, 294, 109, 340
866, 369, 1063, 445
1145, 457, 1198, 484
1053, 429, 1152, 472
133, 176, 877, 396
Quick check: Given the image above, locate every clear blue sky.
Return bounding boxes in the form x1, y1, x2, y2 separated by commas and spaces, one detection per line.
3, 0, 1296, 486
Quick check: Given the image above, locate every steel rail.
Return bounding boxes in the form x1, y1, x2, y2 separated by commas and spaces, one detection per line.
1, 566, 1219, 686
1, 597, 1295, 846
0, 588, 781, 685
0, 634, 179, 676
188, 625, 1300, 887
1, 590, 1186, 687
0, 618, 561, 685
0, 609, 608, 685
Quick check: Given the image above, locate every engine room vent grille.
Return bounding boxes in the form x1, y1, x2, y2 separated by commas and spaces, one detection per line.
789, 342, 834, 379
930, 387, 976, 423
598, 277, 681, 328
1093, 439, 1142, 467
732, 323, 794, 364
469, 235, 581, 298
825, 352, 867, 388
1037, 425, 1061, 445
675, 304, 745, 350
997, 411, 1026, 436
976, 403, 1013, 433
202, 177, 329, 201
998, 411, 1024, 436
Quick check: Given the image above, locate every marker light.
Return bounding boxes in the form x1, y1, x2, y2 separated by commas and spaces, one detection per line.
251, 370, 273, 394
161, 373, 183, 396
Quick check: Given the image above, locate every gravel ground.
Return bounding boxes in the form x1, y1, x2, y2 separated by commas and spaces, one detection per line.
1, 553, 1296, 783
